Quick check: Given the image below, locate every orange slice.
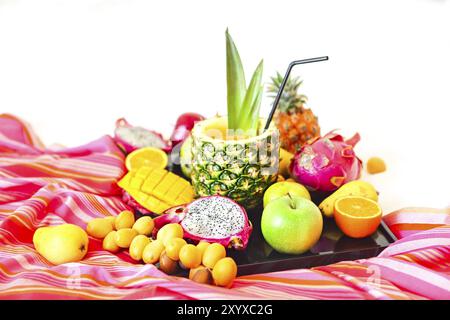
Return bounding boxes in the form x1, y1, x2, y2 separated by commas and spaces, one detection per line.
334, 196, 382, 238
125, 147, 168, 171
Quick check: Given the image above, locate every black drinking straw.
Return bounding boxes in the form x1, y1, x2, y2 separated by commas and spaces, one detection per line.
264, 56, 329, 131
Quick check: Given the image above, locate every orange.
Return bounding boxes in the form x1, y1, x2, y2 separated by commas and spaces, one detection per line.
125, 147, 168, 171
334, 196, 382, 238
367, 157, 387, 174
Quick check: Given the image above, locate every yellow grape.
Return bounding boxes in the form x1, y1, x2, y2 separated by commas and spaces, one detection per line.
202, 243, 226, 269
165, 238, 187, 261
179, 244, 201, 269
115, 210, 135, 230
212, 257, 237, 288
114, 228, 138, 248
132, 216, 155, 236
129, 235, 151, 261
142, 239, 164, 264
157, 223, 184, 246
86, 218, 113, 239
196, 241, 210, 259
105, 216, 116, 229
103, 231, 120, 253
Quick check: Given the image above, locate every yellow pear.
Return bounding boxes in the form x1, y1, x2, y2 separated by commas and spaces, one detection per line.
33, 224, 89, 265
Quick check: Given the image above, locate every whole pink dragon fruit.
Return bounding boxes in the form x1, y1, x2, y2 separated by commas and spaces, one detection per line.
153, 196, 252, 250
290, 131, 362, 192
114, 118, 171, 154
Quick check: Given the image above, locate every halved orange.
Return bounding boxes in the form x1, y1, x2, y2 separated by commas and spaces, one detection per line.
334, 196, 382, 238
125, 147, 168, 171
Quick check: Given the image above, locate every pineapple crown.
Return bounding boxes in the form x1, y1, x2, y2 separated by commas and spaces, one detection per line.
267, 72, 308, 113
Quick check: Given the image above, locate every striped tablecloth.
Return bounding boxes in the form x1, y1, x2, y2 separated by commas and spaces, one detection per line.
0, 113, 449, 300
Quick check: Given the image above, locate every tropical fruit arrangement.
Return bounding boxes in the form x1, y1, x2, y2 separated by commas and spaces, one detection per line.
32, 29, 387, 288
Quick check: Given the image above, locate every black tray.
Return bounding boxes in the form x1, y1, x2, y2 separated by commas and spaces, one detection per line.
168, 164, 397, 276
230, 208, 396, 276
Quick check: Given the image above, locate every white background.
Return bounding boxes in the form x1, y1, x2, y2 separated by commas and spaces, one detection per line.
0, 0, 449, 213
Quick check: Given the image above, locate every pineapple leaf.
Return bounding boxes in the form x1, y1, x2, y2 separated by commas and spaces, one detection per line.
226, 29, 246, 130
237, 59, 264, 131
249, 85, 263, 132
267, 71, 308, 112
240, 85, 263, 135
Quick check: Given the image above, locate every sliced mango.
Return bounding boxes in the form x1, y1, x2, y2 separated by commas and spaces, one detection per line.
118, 166, 194, 214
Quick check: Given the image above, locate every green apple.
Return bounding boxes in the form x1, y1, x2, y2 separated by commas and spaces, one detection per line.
263, 181, 311, 207
261, 195, 323, 255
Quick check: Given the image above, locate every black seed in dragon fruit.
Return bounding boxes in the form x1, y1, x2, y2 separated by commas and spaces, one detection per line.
153, 196, 252, 250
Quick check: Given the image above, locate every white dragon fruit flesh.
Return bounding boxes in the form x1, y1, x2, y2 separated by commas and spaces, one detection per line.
153, 196, 252, 250
114, 118, 171, 154
290, 131, 363, 192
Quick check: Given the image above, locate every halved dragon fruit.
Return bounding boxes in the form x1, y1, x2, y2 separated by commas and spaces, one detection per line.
153, 196, 252, 250
114, 118, 171, 154
290, 131, 363, 192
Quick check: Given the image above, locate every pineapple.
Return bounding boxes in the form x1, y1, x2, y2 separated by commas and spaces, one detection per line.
191, 117, 279, 209
267, 72, 320, 154
189, 30, 280, 209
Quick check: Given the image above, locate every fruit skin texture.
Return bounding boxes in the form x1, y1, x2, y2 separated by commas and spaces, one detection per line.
165, 237, 187, 261
319, 180, 378, 218
196, 241, 210, 259
290, 131, 363, 192
132, 216, 154, 236
153, 196, 252, 250
114, 117, 171, 154
202, 243, 226, 269
86, 218, 114, 239
142, 240, 165, 264
263, 181, 311, 207
268, 73, 321, 153
190, 116, 280, 209
129, 235, 151, 261
212, 257, 237, 288
179, 244, 202, 269
279, 148, 294, 177
105, 216, 116, 229
115, 210, 135, 230
334, 196, 382, 238
118, 166, 194, 215
103, 231, 120, 253
159, 251, 178, 274
367, 157, 387, 174
189, 265, 213, 285
157, 223, 184, 247
179, 136, 193, 179
261, 195, 323, 255
170, 112, 205, 148
33, 224, 89, 265
114, 228, 138, 248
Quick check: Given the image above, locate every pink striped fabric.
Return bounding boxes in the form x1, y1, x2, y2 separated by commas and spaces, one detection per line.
0, 113, 449, 300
